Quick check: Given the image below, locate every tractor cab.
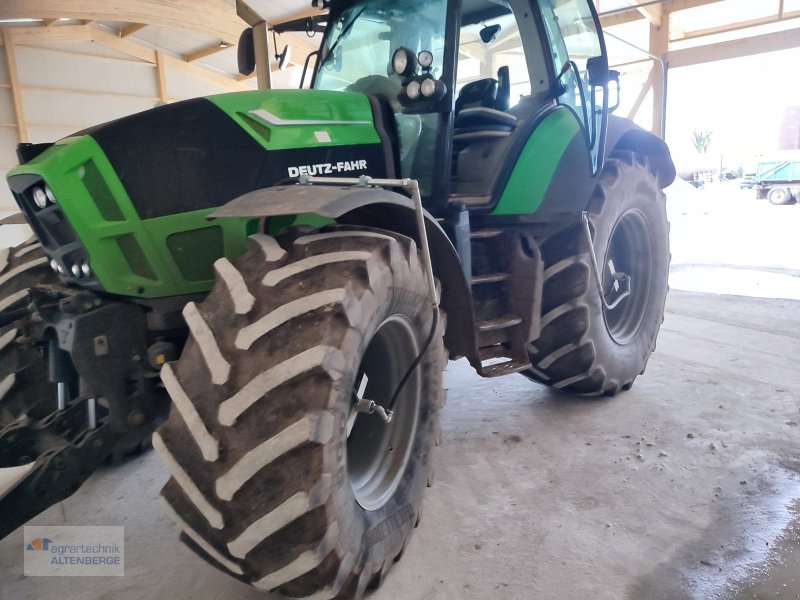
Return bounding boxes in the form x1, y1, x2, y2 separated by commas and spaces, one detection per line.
305, 0, 613, 214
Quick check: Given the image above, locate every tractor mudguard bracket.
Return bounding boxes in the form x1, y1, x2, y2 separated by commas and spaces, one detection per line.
212, 178, 479, 362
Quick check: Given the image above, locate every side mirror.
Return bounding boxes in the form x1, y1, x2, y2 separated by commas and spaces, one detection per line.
479, 24, 501, 44
237, 28, 255, 76
276, 45, 292, 71
586, 55, 609, 86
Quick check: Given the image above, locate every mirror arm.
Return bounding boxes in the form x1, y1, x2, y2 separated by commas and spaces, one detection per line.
300, 50, 320, 89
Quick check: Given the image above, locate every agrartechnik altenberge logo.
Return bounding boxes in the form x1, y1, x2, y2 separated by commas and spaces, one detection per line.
24, 526, 124, 576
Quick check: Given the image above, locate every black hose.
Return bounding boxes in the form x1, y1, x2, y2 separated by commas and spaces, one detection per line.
386, 307, 439, 413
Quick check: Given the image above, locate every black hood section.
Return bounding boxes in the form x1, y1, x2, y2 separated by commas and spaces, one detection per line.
84, 98, 387, 220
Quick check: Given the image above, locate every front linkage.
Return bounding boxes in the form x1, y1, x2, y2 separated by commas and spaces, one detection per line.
0, 285, 169, 537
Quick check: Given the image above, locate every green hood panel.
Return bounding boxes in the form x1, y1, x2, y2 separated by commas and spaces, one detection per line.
6, 90, 386, 299
206, 90, 381, 150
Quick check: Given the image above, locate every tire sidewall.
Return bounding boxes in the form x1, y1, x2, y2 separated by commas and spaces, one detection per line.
586, 157, 670, 386
768, 188, 793, 205
326, 243, 441, 578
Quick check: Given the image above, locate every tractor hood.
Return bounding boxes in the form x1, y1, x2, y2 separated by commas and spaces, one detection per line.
81, 89, 391, 220
6, 89, 393, 298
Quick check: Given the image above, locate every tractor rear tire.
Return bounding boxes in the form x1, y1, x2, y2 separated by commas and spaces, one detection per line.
0, 238, 58, 425
155, 227, 445, 598
524, 152, 670, 396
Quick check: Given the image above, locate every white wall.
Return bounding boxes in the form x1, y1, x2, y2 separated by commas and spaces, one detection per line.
0, 33, 266, 248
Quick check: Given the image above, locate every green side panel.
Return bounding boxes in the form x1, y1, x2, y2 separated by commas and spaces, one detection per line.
492, 108, 584, 215
206, 90, 381, 150
8, 135, 255, 298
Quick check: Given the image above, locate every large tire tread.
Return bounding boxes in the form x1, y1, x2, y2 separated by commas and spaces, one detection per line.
0, 238, 58, 425
525, 152, 669, 396
156, 227, 446, 598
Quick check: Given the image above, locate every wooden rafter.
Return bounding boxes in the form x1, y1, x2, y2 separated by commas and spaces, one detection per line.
1, 28, 28, 143
120, 23, 147, 37
0, 0, 247, 43
648, 12, 669, 137
10, 24, 157, 63
626, 0, 662, 27
5, 21, 260, 90
10, 24, 93, 45
600, 0, 725, 28
669, 25, 800, 68
155, 51, 168, 103
673, 10, 800, 42
185, 43, 230, 63
161, 53, 250, 92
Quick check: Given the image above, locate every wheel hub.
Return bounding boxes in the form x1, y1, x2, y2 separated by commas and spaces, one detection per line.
602, 210, 654, 344
347, 315, 420, 511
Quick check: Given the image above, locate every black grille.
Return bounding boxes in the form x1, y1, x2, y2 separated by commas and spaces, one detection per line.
7, 174, 98, 289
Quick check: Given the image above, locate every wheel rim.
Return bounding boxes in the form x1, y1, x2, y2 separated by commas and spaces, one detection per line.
347, 315, 420, 511
770, 190, 787, 204
602, 210, 653, 344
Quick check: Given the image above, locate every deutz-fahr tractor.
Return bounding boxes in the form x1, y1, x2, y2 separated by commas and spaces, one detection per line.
0, 0, 674, 596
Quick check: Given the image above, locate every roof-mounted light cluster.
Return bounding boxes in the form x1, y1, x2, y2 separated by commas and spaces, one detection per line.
392, 48, 448, 102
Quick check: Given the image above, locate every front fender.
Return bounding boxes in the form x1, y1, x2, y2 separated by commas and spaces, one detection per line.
211, 185, 477, 361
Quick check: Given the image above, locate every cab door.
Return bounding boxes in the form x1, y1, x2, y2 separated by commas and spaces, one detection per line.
539, 0, 610, 173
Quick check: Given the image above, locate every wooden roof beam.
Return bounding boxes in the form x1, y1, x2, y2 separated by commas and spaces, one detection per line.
600, 0, 725, 28
120, 23, 147, 37
185, 42, 232, 63
9, 24, 93, 44
0, 0, 247, 45
2, 28, 28, 143
0, 2, 327, 49
669, 25, 800, 67
161, 53, 250, 91
673, 9, 800, 42
627, 0, 662, 27
11, 24, 158, 63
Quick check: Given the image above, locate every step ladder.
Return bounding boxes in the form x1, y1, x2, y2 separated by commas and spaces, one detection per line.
469, 228, 538, 378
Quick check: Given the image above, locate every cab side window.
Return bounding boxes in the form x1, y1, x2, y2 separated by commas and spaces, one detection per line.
540, 0, 604, 168
456, 1, 532, 109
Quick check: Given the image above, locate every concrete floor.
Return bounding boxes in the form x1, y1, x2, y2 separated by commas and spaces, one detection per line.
1, 289, 799, 600
2, 184, 800, 599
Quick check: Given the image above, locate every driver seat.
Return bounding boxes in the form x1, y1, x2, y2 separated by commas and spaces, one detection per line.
453, 66, 517, 142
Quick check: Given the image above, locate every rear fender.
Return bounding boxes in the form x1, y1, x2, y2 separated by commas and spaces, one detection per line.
211, 185, 477, 360
606, 115, 676, 188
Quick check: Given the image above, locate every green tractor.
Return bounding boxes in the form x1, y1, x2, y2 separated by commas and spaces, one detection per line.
0, 0, 674, 596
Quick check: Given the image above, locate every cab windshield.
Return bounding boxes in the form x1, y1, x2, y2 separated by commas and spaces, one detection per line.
315, 0, 447, 94
314, 0, 450, 196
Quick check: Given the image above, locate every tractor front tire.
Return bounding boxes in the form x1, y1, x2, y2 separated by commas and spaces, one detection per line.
155, 227, 445, 598
0, 238, 58, 425
524, 152, 670, 395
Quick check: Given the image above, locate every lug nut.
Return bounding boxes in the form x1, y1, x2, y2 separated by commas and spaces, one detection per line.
127, 410, 145, 427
